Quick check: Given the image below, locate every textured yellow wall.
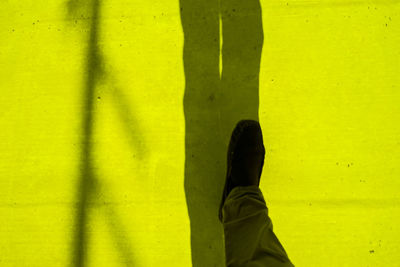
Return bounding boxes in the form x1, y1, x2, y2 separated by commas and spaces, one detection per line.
0, 0, 399, 266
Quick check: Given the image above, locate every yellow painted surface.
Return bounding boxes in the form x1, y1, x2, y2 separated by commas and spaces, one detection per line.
0, 0, 399, 266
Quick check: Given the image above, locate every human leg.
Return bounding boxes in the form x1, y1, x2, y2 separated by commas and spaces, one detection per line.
219, 120, 293, 266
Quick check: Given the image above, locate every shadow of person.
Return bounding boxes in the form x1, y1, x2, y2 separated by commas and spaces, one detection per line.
180, 0, 263, 265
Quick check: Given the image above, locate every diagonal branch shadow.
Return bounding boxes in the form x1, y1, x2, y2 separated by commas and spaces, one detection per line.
104, 75, 147, 159
103, 203, 135, 267
91, 178, 136, 267
179, 0, 264, 265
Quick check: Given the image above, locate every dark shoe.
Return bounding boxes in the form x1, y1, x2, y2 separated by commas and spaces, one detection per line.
218, 120, 265, 222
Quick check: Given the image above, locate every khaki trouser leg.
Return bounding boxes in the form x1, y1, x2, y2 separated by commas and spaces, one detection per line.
222, 186, 294, 267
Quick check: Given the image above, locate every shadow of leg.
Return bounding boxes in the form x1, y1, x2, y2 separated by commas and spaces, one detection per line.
219, 0, 264, 263
180, 0, 225, 266
220, 0, 263, 130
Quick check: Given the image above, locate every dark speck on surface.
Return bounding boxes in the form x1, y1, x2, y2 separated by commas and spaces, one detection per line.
208, 94, 215, 102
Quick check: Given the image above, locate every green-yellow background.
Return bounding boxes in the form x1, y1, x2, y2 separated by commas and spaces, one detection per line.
1, 0, 399, 266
